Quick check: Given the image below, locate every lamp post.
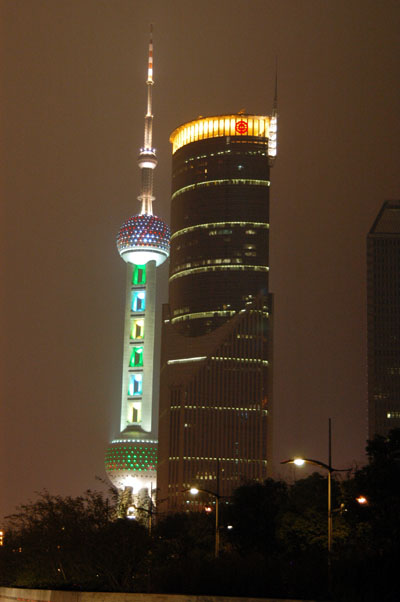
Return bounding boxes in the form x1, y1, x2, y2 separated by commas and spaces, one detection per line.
281, 419, 350, 593
189, 487, 220, 557
281, 456, 337, 554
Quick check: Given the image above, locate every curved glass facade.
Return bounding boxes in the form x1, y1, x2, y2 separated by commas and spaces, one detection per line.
169, 134, 270, 335
158, 112, 275, 512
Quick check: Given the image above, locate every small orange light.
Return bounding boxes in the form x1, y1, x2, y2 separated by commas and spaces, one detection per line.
356, 495, 368, 505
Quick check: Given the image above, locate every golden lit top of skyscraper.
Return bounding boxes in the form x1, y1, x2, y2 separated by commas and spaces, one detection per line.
117, 25, 170, 266
169, 74, 278, 161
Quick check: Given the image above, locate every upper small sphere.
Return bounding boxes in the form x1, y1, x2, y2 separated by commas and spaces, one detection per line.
117, 214, 170, 266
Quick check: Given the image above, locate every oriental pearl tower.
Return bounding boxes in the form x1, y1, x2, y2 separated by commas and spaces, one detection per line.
105, 27, 170, 517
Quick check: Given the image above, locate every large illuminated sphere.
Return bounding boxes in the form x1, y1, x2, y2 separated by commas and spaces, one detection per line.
117, 214, 170, 266
105, 440, 157, 493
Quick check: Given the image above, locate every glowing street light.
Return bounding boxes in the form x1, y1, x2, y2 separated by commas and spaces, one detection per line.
281, 455, 337, 555
281, 419, 350, 593
189, 486, 220, 557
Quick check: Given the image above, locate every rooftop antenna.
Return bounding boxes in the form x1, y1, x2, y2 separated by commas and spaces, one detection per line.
273, 56, 278, 116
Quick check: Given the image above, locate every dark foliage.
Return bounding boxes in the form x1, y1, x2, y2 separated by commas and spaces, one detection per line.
0, 490, 150, 591
2, 430, 400, 601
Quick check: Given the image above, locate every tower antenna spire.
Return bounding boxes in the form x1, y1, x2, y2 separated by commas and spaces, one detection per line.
138, 24, 157, 215
273, 56, 278, 115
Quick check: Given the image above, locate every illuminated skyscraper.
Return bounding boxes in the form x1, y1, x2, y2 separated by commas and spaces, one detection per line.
367, 201, 400, 439
105, 28, 170, 515
158, 106, 277, 511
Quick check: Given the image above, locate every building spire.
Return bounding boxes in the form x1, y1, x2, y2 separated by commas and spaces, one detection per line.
147, 24, 153, 86
138, 24, 157, 215
273, 57, 278, 116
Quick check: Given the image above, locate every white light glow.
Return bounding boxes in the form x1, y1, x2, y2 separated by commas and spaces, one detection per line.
120, 247, 169, 266
167, 356, 207, 365
138, 160, 157, 169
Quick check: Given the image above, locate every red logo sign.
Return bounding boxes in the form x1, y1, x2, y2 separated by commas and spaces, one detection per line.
235, 120, 248, 134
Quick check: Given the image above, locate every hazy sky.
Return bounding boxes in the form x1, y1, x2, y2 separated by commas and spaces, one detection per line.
1, 0, 400, 520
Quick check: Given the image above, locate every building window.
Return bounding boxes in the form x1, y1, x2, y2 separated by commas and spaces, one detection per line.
131, 291, 146, 312
130, 346, 143, 367
127, 401, 142, 424
132, 265, 146, 285
128, 374, 143, 396
387, 411, 400, 419
130, 319, 144, 340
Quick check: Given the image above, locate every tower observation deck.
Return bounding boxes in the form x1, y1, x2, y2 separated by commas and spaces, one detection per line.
105, 27, 170, 516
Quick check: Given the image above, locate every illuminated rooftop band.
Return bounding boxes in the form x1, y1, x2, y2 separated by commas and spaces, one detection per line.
170, 115, 271, 154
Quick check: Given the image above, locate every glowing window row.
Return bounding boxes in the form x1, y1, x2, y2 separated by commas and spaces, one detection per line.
183, 149, 267, 164
169, 456, 265, 463
170, 221, 269, 241
170, 115, 271, 154
248, 309, 270, 317
170, 405, 260, 412
171, 257, 246, 276
169, 264, 269, 282
387, 411, 400, 418
211, 356, 269, 365
171, 178, 270, 201
170, 310, 236, 324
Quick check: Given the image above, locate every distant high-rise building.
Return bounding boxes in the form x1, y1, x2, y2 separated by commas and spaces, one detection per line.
158, 108, 277, 511
367, 201, 400, 439
105, 28, 170, 516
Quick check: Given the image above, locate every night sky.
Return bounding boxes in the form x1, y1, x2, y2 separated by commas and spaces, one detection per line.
1, 0, 400, 521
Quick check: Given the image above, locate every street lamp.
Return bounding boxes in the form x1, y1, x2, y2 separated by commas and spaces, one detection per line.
281, 455, 338, 554
281, 419, 350, 593
189, 486, 220, 557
